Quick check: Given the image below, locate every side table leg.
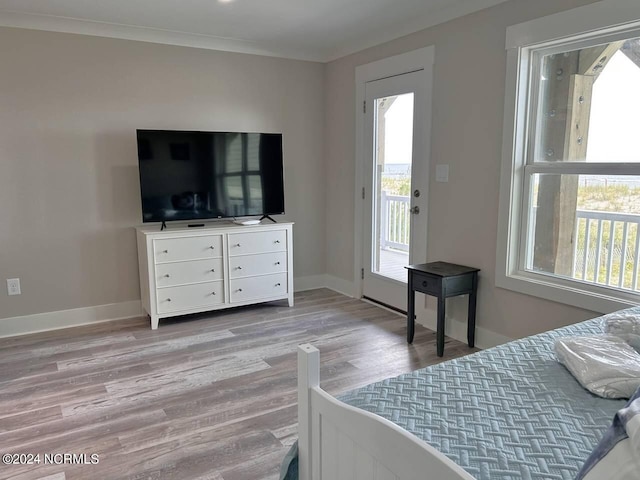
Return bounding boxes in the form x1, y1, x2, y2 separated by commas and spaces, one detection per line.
468, 272, 478, 348
437, 296, 445, 357
407, 275, 415, 344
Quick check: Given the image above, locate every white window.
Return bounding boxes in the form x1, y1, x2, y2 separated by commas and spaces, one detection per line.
497, 1, 640, 312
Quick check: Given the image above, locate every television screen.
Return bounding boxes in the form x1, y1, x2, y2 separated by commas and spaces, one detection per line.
136, 130, 285, 222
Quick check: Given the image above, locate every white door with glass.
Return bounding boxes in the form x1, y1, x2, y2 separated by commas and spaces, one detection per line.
362, 70, 431, 311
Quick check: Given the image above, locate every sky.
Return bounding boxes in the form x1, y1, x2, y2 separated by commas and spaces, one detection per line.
381, 93, 414, 165
378, 48, 640, 167
586, 49, 640, 163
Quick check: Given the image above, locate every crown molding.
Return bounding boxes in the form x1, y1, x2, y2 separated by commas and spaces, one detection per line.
0, 10, 324, 62
0, 1, 510, 63
325, 0, 510, 61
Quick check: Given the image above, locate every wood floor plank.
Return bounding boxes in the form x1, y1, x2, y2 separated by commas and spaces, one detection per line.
0, 288, 476, 480
0, 408, 166, 453
0, 407, 63, 434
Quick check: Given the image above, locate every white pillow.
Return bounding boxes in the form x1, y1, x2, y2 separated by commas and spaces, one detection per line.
554, 335, 640, 399
604, 311, 640, 336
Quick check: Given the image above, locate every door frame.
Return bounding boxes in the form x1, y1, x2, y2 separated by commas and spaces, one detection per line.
354, 46, 435, 299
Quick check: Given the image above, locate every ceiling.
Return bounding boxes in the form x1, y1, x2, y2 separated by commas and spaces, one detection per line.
0, 0, 510, 62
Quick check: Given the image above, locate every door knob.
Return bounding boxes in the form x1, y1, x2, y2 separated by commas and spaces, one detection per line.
410, 206, 420, 215
414, 189, 420, 198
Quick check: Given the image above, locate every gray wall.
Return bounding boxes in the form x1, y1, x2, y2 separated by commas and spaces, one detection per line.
0, 27, 326, 320
0, 0, 611, 340
324, 0, 602, 339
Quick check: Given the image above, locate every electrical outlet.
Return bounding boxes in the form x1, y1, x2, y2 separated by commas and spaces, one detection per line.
7, 278, 21, 296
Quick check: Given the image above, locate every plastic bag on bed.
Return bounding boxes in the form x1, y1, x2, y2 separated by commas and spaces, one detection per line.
603, 311, 640, 336
615, 333, 640, 354
555, 335, 640, 399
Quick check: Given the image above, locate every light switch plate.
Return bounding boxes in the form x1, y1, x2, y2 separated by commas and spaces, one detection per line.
435, 164, 449, 183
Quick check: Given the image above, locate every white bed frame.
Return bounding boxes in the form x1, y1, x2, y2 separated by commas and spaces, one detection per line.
297, 344, 476, 480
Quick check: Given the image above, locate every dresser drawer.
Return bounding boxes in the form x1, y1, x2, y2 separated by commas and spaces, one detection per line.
157, 281, 224, 314
229, 252, 287, 279
228, 230, 287, 256
229, 273, 287, 303
412, 273, 442, 296
156, 258, 223, 287
154, 235, 222, 264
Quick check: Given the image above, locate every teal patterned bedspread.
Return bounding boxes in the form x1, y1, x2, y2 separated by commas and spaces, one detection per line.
335, 310, 640, 479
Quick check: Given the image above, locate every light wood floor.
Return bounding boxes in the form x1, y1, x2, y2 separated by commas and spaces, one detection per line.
0, 289, 475, 480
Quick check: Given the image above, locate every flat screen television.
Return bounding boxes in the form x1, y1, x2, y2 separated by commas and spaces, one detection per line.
136, 129, 285, 223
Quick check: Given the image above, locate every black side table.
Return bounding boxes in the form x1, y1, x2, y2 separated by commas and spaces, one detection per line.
405, 261, 480, 357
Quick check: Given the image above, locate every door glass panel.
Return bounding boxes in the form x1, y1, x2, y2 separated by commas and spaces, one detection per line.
372, 93, 414, 282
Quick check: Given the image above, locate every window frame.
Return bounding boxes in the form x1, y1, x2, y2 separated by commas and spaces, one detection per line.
497, 0, 640, 313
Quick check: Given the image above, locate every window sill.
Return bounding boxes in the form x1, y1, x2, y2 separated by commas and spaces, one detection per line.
495, 270, 640, 314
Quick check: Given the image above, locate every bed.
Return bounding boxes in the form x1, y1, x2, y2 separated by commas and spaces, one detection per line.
288, 307, 640, 480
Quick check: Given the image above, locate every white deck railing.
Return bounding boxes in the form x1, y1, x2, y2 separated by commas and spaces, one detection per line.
573, 210, 640, 291
380, 192, 410, 252
379, 195, 640, 292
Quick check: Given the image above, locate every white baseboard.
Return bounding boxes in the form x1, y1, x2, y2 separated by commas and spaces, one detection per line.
294, 274, 329, 292
0, 277, 507, 348
414, 307, 512, 349
0, 274, 352, 339
295, 274, 356, 298
323, 275, 356, 297
0, 275, 353, 338
0, 300, 143, 339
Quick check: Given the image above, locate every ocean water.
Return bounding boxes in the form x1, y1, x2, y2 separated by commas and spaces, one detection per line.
580, 175, 640, 188
383, 163, 640, 188
383, 164, 411, 175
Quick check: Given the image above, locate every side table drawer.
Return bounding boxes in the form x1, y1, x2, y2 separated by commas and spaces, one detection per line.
444, 274, 474, 296
412, 272, 441, 296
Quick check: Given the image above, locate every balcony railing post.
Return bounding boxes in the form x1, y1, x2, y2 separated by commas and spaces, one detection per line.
380, 190, 388, 251
574, 210, 640, 292
381, 193, 410, 253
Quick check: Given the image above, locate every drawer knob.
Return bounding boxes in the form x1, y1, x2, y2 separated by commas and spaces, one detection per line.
275, 283, 281, 287
275, 240, 280, 244
164, 274, 170, 278
275, 261, 280, 265
237, 288, 243, 292
211, 291, 216, 296
237, 266, 243, 270
162, 250, 168, 254
209, 246, 215, 250
166, 298, 172, 302
422, 281, 428, 288
235, 243, 241, 247
211, 269, 215, 273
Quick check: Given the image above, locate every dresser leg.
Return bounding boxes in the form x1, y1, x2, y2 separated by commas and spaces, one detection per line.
151, 315, 159, 330
288, 294, 294, 307
437, 297, 445, 357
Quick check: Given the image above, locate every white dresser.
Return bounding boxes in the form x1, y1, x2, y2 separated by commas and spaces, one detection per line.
136, 222, 294, 329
